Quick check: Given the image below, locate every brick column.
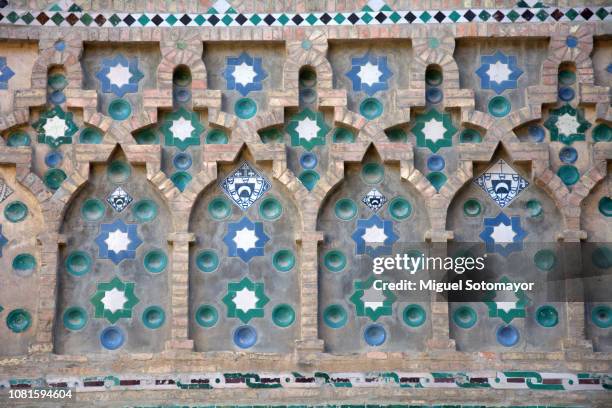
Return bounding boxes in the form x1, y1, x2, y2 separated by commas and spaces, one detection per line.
165, 232, 195, 351
30, 231, 62, 353
560, 226, 592, 351
295, 230, 325, 357
426, 231, 456, 351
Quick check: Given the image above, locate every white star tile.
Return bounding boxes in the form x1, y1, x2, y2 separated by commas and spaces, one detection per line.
295, 117, 320, 141
421, 118, 446, 143
491, 222, 516, 244
101, 287, 127, 313
358, 61, 382, 86
170, 117, 195, 141
362, 287, 385, 311
233, 227, 258, 251
362, 225, 387, 244
105, 229, 131, 253
232, 62, 257, 86
107, 64, 132, 88
487, 61, 512, 84
556, 113, 580, 136
234, 287, 258, 312
43, 116, 68, 139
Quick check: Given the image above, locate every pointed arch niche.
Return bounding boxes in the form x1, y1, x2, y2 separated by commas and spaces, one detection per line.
581, 162, 611, 352
446, 146, 565, 351
54, 147, 171, 354
317, 145, 431, 353
188, 148, 301, 352
0, 162, 43, 355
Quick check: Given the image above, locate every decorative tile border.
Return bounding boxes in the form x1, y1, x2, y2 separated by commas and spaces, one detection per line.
0, 7, 608, 28
2, 371, 610, 392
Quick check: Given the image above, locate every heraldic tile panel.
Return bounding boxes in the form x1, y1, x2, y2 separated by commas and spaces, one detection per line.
0, 0, 610, 405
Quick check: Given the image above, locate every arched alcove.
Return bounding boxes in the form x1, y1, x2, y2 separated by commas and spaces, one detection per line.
0, 165, 43, 355
317, 145, 431, 352
188, 150, 300, 352
446, 148, 565, 351
581, 163, 611, 352
54, 148, 171, 354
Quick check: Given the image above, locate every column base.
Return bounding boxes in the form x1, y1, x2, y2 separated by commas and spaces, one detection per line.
426, 337, 456, 350
295, 339, 324, 364
165, 339, 194, 351
562, 338, 593, 351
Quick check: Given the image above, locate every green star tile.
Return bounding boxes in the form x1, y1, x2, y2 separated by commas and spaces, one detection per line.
33, 106, 78, 148
483, 276, 530, 324
160, 107, 204, 151
544, 104, 590, 145
349, 276, 396, 321
222, 277, 269, 323
90, 277, 139, 324
286, 108, 330, 151
411, 108, 457, 153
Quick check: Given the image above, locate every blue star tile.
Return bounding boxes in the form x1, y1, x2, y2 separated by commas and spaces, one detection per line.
479, 212, 527, 257
351, 214, 398, 257
475, 51, 523, 95
0, 57, 14, 90
223, 216, 270, 263
95, 54, 144, 97
0, 225, 8, 256
94, 219, 143, 264
223, 52, 267, 96
346, 53, 393, 96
